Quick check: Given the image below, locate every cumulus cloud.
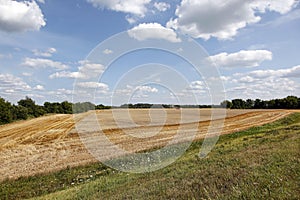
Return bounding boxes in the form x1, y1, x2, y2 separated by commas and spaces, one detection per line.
154, 2, 170, 12
208, 50, 273, 68
0, 73, 31, 94
189, 81, 205, 88
0, 53, 12, 59
22, 58, 69, 70
227, 77, 297, 99
103, 49, 113, 55
237, 65, 300, 79
226, 65, 300, 99
136, 85, 158, 93
34, 84, 44, 90
128, 23, 181, 43
32, 48, 57, 57
0, 0, 46, 32
167, 0, 298, 40
250, 0, 298, 14
77, 82, 109, 91
49, 60, 105, 79
86, 0, 151, 17
22, 72, 32, 77
47, 88, 73, 96
125, 15, 137, 24
49, 71, 85, 79
46, 88, 73, 101
78, 60, 105, 78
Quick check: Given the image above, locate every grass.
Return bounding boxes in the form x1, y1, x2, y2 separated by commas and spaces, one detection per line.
1, 113, 300, 199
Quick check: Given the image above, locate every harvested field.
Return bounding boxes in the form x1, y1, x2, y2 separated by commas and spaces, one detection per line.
0, 109, 292, 181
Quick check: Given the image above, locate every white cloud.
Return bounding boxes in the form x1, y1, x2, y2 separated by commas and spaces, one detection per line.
0, 73, 31, 94
136, 85, 158, 93
22, 72, 32, 77
22, 58, 69, 70
189, 81, 205, 90
251, 0, 298, 14
49, 60, 105, 79
0, 0, 46, 32
103, 49, 113, 55
227, 77, 298, 99
167, 0, 298, 40
240, 65, 300, 79
78, 60, 105, 79
154, 2, 170, 12
34, 84, 44, 90
49, 71, 85, 79
27, 93, 45, 99
186, 81, 208, 94
46, 88, 73, 102
267, 9, 300, 27
208, 50, 272, 68
0, 53, 12, 59
32, 47, 57, 57
36, 0, 45, 3
125, 15, 137, 24
77, 82, 109, 90
226, 65, 300, 99
86, 0, 151, 17
48, 88, 73, 96
128, 23, 181, 43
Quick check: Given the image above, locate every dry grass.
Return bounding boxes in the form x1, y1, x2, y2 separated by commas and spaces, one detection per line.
0, 109, 291, 181
1, 112, 298, 200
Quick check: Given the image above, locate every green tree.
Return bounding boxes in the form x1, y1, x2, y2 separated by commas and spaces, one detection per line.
12, 105, 28, 120
0, 97, 13, 124
232, 99, 246, 109
18, 97, 44, 117
284, 96, 298, 109
61, 101, 73, 114
18, 97, 36, 116
245, 99, 254, 109
73, 102, 95, 113
254, 99, 262, 109
220, 100, 232, 109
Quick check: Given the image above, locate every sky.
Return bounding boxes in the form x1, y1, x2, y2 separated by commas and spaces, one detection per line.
0, 0, 299, 105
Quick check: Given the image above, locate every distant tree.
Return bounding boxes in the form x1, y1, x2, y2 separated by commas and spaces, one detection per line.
18, 97, 36, 116
267, 99, 276, 109
43, 102, 52, 113
96, 104, 111, 110
12, 105, 28, 120
61, 101, 73, 114
73, 102, 95, 113
35, 105, 46, 117
284, 96, 298, 109
220, 100, 232, 109
0, 97, 13, 124
18, 97, 45, 117
254, 99, 262, 109
245, 99, 254, 109
232, 99, 246, 109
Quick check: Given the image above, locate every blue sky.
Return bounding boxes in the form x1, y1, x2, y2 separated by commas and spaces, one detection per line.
0, 0, 299, 105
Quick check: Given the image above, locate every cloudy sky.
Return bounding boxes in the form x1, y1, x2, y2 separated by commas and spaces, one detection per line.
0, 0, 299, 105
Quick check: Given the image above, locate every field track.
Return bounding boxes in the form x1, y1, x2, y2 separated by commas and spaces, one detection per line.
0, 109, 294, 181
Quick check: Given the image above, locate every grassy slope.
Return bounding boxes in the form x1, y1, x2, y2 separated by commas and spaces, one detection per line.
1, 113, 300, 200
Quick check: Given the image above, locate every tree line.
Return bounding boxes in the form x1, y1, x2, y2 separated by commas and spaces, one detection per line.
0, 96, 110, 125
220, 96, 300, 109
